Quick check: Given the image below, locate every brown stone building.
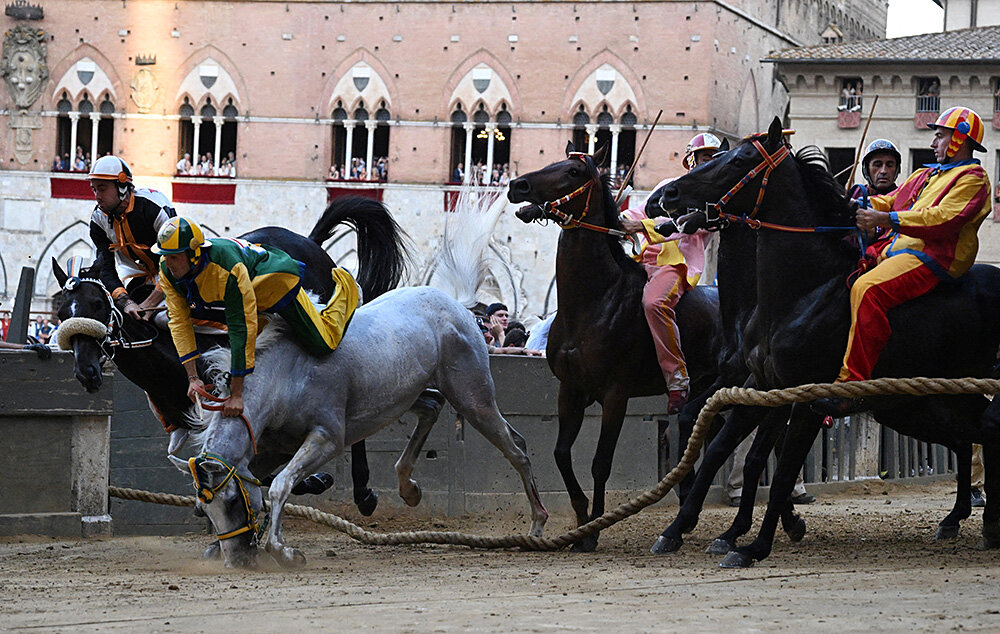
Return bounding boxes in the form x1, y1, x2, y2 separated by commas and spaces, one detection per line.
0, 0, 884, 315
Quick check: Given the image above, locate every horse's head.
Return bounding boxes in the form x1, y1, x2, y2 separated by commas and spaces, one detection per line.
53, 258, 113, 392
509, 141, 611, 226
655, 117, 789, 225
170, 452, 263, 568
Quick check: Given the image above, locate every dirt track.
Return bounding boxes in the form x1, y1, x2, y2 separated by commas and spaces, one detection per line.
3, 479, 1000, 632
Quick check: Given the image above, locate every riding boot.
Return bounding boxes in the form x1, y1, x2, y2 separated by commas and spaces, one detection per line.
667, 389, 688, 415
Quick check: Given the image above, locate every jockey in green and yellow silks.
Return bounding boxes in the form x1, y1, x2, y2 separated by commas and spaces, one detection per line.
153, 217, 359, 417
839, 107, 991, 384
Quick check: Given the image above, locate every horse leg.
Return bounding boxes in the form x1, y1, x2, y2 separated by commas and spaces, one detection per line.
553, 385, 593, 532
707, 418, 785, 555
675, 381, 715, 505
576, 388, 629, 552
936, 442, 972, 540
720, 405, 821, 568
981, 442, 1000, 549
394, 390, 446, 507
265, 427, 343, 567
350, 441, 378, 516
651, 404, 773, 554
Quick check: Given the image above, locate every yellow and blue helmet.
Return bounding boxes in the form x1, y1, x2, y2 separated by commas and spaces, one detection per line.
151, 217, 212, 255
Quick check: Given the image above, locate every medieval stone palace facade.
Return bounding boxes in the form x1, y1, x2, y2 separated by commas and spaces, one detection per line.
0, 0, 884, 316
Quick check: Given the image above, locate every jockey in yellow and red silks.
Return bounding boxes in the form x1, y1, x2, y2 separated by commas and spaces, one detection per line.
619, 132, 717, 415
838, 107, 992, 385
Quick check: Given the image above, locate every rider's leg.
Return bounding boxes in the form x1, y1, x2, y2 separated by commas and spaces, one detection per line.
277, 270, 360, 355
641, 263, 689, 413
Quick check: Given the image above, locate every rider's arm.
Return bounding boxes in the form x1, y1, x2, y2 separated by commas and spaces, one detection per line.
222, 262, 259, 377
89, 220, 127, 300
889, 170, 990, 239
160, 265, 200, 365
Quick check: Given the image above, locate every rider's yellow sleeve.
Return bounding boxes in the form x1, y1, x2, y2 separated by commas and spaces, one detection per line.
221, 261, 259, 376
161, 275, 199, 364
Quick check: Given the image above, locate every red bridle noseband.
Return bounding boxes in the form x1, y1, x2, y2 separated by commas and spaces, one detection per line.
710, 138, 791, 222
538, 153, 631, 241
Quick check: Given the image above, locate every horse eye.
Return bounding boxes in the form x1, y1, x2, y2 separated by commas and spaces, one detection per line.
569, 168, 579, 177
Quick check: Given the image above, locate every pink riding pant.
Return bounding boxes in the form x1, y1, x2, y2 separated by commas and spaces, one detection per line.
642, 263, 689, 392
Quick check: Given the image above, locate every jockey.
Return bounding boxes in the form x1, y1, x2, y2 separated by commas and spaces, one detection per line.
851, 138, 901, 201
88, 155, 176, 321
153, 217, 360, 417
619, 132, 718, 414
815, 106, 992, 417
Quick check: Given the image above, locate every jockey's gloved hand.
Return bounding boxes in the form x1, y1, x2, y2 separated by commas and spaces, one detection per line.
848, 198, 861, 214
24, 343, 51, 360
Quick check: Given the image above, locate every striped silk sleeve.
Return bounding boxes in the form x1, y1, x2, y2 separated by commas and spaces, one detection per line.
890, 172, 989, 239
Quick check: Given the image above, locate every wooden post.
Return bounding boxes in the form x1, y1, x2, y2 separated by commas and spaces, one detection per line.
7, 267, 35, 344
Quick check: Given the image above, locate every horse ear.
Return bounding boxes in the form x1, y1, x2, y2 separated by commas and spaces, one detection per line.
718, 138, 730, 153
565, 140, 576, 157
593, 143, 608, 165
52, 257, 68, 287
168, 455, 189, 472
765, 117, 784, 149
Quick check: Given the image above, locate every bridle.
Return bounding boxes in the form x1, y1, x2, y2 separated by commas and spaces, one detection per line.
531, 152, 641, 251
58, 277, 157, 360
188, 452, 267, 543
662, 138, 790, 229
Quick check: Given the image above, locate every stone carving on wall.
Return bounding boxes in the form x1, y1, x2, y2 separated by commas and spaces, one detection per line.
1, 24, 47, 109
130, 68, 159, 113
2, 24, 48, 163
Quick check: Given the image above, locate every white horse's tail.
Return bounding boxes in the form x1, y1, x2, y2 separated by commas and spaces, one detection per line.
432, 186, 506, 308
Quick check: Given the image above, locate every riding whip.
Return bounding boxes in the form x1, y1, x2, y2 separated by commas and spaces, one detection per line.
614, 109, 662, 206
845, 94, 879, 192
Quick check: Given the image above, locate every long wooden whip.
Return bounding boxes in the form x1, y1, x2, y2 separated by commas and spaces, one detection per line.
614, 109, 662, 205
845, 94, 879, 192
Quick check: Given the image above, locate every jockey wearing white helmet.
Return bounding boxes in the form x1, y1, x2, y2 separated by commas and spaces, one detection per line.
683, 132, 722, 170
88, 155, 176, 320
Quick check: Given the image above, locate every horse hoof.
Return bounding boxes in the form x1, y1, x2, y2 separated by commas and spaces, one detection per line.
571, 535, 599, 553
719, 550, 755, 569
401, 483, 422, 507
650, 535, 683, 554
292, 472, 335, 496
936, 524, 960, 540
356, 491, 378, 517
276, 548, 307, 568
785, 517, 807, 543
705, 538, 735, 555
202, 542, 221, 560
982, 526, 1000, 550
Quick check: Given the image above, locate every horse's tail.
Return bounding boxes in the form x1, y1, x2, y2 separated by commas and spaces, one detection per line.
308, 196, 411, 300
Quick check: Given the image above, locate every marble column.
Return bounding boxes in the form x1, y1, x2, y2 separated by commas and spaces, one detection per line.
68, 112, 79, 168
364, 120, 377, 180
485, 123, 496, 184
463, 122, 474, 183
585, 124, 598, 155
609, 124, 622, 179
191, 116, 202, 170
344, 121, 355, 178
213, 116, 224, 173
88, 113, 100, 164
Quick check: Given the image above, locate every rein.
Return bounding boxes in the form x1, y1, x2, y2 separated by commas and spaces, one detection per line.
187, 451, 267, 542
533, 153, 641, 252
191, 382, 259, 455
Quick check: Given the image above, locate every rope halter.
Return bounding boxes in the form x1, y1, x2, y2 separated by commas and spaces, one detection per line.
188, 452, 266, 542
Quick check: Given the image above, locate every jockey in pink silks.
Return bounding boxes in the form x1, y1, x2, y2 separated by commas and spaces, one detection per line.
619, 132, 720, 414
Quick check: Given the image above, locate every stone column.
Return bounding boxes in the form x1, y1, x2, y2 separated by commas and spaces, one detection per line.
213, 116, 224, 173
485, 123, 496, 184
585, 124, 599, 155
191, 116, 202, 168
364, 120, 377, 180
609, 124, 622, 178
463, 122, 474, 183
68, 112, 79, 167
344, 121, 355, 177
88, 113, 100, 164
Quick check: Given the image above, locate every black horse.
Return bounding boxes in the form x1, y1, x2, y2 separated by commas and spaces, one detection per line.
656, 116, 1000, 567
508, 143, 723, 551
645, 174, 807, 556
56, 196, 409, 515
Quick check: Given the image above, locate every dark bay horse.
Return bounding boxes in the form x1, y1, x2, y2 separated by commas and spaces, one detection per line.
644, 181, 806, 556
508, 143, 723, 551
56, 196, 408, 515
656, 116, 1000, 567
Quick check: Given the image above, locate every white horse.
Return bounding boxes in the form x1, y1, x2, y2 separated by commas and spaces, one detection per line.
170, 286, 548, 567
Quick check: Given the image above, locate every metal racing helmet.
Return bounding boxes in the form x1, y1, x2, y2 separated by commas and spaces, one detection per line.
89, 155, 134, 200
861, 139, 901, 184
683, 132, 722, 170
151, 217, 212, 260
927, 106, 986, 159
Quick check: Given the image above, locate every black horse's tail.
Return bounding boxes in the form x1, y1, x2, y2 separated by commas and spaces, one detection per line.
308, 196, 410, 300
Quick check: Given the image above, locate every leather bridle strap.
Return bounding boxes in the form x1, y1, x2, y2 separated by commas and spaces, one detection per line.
192, 383, 259, 455
713, 139, 791, 220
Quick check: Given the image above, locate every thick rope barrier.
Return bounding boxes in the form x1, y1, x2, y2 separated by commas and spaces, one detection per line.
110, 376, 1000, 551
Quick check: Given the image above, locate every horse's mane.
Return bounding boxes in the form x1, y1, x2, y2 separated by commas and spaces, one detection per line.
793, 145, 853, 225
582, 157, 644, 280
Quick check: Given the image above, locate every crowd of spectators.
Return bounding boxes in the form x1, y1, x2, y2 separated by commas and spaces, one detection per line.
52, 146, 102, 172
328, 157, 389, 182
175, 151, 237, 177
838, 81, 863, 112
472, 302, 544, 356
452, 162, 512, 186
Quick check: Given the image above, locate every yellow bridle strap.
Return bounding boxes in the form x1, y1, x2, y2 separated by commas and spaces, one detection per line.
188, 452, 264, 542
215, 524, 253, 541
